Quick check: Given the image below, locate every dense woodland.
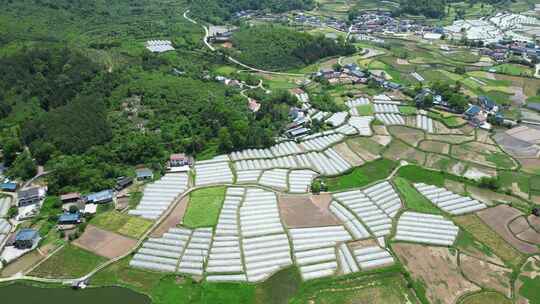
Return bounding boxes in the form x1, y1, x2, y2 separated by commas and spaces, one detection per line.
231, 25, 356, 71
0, 0, 322, 193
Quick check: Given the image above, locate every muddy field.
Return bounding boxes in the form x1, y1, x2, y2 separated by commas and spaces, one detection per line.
383, 140, 426, 165
393, 243, 479, 304
418, 140, 450, 154
426, 133, 474, 144
152, 196, 188, 237
278, 194, 340, 228
388, 126, 425, 147
346, 138, 383, 161
73, 225, 138, 259
444, 180, 466, 194
477, 205, 538, 254
334, 142, 364, 166
460, 254, 512, 297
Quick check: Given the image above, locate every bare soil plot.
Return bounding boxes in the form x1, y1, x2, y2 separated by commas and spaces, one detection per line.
509, 217, 532, 235
372, 135, 392, 146
151, 196, 188, 237
383, 140, 426, 165
396, 58, 410, 65
519, 158, 540, 174
419, 140, 450, 154
444, 180, 466, 195
516, 228, 540, 244
426, 133, 474, 144
334, 142, 365, 166
477, 205, 538, 254
528, 215, 540, 231
454, 214, 524, 268
278, 194, 341, 228
373, 125, 389, 136
476, 129, 497, 145
452, 142, 517, 169
346, 137, 383, 161
433, 121, 464, 134
0, 250, 44, 277
73, 225, 138, 259
424, 153, 460, 174
463, 166, 497, 181
460, 254, 512, 297
387, 126, 425, 147
393, 243, 480, 304
348, 238, 379, 249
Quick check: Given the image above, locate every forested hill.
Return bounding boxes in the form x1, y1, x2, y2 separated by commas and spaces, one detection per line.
188, 0, 315, 23
231, 25, 356, 71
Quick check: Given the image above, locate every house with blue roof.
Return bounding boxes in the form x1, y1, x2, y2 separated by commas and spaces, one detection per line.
14, 228, 40, 249
478, 96, 498, 113
58, 212, 82, 226
0, 182, 17, 192
84, 189, 114, 204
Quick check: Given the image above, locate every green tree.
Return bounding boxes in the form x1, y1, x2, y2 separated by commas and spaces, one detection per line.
7, 150, 37, 180
2, 138, 23, 166
218, 127, 233, 151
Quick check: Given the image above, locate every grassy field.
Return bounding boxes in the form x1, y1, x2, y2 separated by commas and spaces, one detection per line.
453, 215, 524, 268
93, 264, 300, 304
183, 186, 226, 228
461, 291, 512, 304
396, 165, 446, 187
289, 271, 416, 304
399, 106, 417, 115
393, 177, 442, 214
357, 104, 374, 116
326, 159, 398, 191
29, 244, 107, 278
491, 63, 533, 77
90, 211, 153, 239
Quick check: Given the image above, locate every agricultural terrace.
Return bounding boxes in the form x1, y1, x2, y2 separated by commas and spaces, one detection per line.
41, 87, 527, 304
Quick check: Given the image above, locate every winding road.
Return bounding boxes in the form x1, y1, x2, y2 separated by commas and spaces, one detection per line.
184, 10, 305, 77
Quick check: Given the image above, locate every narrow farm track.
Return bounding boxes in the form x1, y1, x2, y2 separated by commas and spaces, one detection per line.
183, 10, 305, 77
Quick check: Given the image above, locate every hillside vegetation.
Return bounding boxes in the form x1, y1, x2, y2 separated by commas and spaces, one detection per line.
231, 25, 356, 71
0, 0, 300, 194
189, 0, 315, 22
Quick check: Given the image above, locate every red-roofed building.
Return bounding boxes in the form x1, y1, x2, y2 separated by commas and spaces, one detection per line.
169, 153, 192, 167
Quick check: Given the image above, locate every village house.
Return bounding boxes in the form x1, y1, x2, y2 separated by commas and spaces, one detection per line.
17, 187, 45, 207
478, 96, 499, 114
115, 176, 133, 191
136, 167, 154, 181
0, 182, 17, 192
57, 212, 82, 228
84, 189, 114, 204
169, 153, 192, 167
60, 192, 81, 205
12, 228, 40, 250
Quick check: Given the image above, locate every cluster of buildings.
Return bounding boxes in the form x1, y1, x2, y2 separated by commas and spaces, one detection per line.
464, 96, 506, 130
444, 13, 540, 44
349, 12, 434, 36
313, 64, 401, 90
481, 40, 540, 62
